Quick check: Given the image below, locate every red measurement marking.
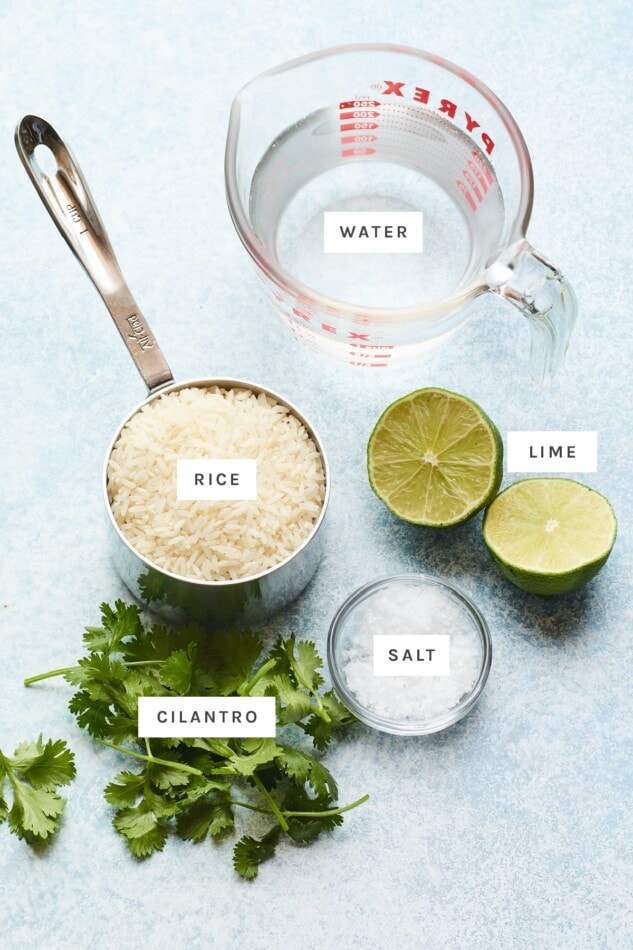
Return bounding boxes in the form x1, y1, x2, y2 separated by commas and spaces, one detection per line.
341, 134, 377, 144
339, 110, 380, 120
341, 147, 376, 157
456, 180, 477, 212
292, 307, 312, 322
467, 159, 488, 193
471, 150, 493, 184
339, 100, 380, 108
348, 361, 390, 367
340, 121, 379, 131
462, 170, 482, 203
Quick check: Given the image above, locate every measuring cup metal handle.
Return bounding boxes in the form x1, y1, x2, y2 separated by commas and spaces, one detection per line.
15, 115, 174, 394
486, 239, 578, 386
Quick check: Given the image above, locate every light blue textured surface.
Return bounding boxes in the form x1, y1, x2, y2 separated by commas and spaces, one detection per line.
1, 2, 631, 947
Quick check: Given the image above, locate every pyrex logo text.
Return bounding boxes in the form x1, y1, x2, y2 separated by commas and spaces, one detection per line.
381, 81, 495, 154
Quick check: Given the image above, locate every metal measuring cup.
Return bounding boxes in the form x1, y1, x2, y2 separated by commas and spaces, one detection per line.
16, 115, 330, 626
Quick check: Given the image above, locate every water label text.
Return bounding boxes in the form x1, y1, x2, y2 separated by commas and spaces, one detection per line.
324, 212, 423, 253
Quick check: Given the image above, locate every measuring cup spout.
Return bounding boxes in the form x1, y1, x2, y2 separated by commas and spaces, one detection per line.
15, 115, 174, 394
486, 240, 578, 385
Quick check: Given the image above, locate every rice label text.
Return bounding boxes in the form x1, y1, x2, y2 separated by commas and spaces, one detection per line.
506, 432, 597, 473
373, 634, 450, 676
138, 697, 276, 738
324, 212, 423, 253
176, 459, 257, 500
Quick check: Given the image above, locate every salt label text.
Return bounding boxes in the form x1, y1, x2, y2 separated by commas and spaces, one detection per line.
373, 634, 450, 676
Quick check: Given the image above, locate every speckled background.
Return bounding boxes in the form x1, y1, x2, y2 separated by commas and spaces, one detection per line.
1, 2, 631, 948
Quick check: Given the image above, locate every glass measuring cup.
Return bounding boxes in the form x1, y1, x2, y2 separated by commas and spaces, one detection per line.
16, 115, 329, 626
225, 44, 577, 382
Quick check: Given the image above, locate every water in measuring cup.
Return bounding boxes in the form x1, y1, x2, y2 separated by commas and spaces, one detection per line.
250, 104, 504, 309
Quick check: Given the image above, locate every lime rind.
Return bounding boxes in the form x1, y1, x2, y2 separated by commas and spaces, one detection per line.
482, 478, 617, 596
367, 388, 503, 527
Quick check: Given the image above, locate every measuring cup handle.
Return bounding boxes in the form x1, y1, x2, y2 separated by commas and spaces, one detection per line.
486, 239, 578, 385
15, 115, 173, 394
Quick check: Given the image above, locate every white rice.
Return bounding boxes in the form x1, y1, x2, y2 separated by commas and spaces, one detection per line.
107, 386, 326, 581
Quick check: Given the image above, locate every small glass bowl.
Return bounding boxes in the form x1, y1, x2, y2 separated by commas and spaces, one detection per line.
327, 574, 492, 736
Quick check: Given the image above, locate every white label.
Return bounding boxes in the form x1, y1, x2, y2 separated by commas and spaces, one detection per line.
324, 212, 423, 253
373, 635, 450, 676
137, 697, 276, 738
176, 459, 257, 500
506, 432, 597, 473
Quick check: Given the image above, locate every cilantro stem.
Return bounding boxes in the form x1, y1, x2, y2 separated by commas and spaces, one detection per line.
227, 799, 273, 816
123, 660, 162, 666
228, 793, 370, 822
311, 691, 331, 723
238, 658, 277, 696
24, 659, 161, 687
94, 738, 203, 776
251, 773, 289, 832
24, 666, 78, 686
284, 793, 369, 819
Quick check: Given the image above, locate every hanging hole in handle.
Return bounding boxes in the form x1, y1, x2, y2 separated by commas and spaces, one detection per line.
34, 143, 59, 178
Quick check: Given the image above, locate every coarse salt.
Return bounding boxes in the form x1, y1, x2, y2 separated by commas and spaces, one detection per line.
340, 582, 482, 722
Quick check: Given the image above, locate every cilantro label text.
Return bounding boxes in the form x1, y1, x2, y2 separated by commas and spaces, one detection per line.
138, 697, 276, 738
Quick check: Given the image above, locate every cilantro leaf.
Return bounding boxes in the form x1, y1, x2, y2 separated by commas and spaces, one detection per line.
281, 785, 343, 841
275, 746, 312, 784
266, 675, 313, 725
104, 771, 145, 808
213, 738, 280, 777
0, 737, 75, 845
159, 647, 194, 694
276, 747, 338, 799
68, 690, 112, 738
233, 827, 280, 879
83, 600, 143, 653
271, 635, 323, 692
106, 713, 140, 744
25, 600, 366, 875
204, 629, 263, 695
176, 792, 234, 841
148, 756, 193, 791
120, 623, 178, 663
8, 781, 66, 840
293, 640, 324, 691
9, 736, 76, 790
113, 803, 168, 858
302, 690, 357, 750
306, 758, 338, 800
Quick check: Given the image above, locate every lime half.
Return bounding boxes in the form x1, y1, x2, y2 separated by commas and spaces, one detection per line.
367, 388, 503, 526
483, 478, 617, 596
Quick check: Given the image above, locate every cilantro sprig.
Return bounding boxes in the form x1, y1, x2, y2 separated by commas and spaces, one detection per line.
26, 601, 366, 878
0, 736, 76, 844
